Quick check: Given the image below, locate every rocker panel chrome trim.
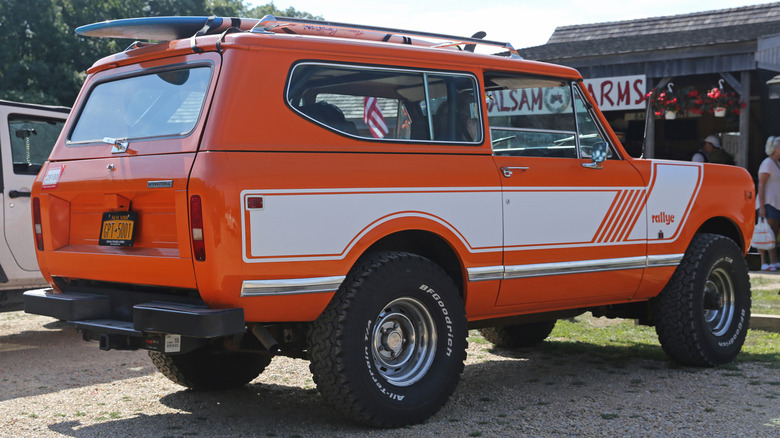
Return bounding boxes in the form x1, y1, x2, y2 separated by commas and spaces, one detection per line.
504, 256, 648, 279
467, 266, 505, 282
241, 276, 346, 297
647, 253, 685, 267
468, 254, 684, 282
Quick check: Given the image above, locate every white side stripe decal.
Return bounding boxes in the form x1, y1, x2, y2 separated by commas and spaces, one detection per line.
240, 163, 701, 263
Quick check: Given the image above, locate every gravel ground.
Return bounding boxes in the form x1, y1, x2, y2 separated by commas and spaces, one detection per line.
1, 310, 778, 438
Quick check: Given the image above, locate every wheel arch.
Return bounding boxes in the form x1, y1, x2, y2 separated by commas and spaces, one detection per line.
695, 216, 745, 252
361, 230, 465, 297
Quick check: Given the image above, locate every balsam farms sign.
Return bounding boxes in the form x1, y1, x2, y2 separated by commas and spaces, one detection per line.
487, 75, 647, 116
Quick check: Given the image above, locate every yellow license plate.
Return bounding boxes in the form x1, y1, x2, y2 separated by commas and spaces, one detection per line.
99, 212, 137, 247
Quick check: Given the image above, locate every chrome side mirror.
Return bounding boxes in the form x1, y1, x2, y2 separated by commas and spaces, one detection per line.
582, 141, 608, 169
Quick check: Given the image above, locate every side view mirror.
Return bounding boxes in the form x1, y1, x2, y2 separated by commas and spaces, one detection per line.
582, 141, 608, 169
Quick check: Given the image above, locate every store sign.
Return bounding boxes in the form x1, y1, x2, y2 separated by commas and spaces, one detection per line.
486, 87, 570, 116
486, 75, 647, 116
583, 75, 647, 112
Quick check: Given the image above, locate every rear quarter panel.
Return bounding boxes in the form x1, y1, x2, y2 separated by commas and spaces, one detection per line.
191, 40, 507, 321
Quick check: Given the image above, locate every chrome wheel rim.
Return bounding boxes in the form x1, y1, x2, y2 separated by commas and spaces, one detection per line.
371, 297, 437, 387
702, 267, 736, 337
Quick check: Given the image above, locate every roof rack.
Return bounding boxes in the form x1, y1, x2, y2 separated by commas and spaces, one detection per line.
253, 15, 521, 59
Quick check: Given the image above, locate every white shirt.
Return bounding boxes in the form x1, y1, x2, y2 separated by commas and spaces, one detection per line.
691, 150, 709, 162
758, 157, 780, 209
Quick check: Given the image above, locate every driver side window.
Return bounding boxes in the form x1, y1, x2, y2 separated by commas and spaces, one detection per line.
484, 72, 616, 160
573, 86, 616, 160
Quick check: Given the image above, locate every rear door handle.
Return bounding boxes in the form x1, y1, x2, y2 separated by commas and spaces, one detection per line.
8, 190, 31, 198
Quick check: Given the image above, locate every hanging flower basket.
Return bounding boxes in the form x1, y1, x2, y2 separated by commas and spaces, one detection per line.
645, 82, 745, 119
681, 87, 704, 117
645, 88, 682, 119
703, 86, 743, 116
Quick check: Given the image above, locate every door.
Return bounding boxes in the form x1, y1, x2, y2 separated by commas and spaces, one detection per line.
484, 74, 647, 308
1, 108, 66, 271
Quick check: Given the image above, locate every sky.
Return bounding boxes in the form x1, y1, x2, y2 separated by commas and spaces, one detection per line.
246, 0, 766, 49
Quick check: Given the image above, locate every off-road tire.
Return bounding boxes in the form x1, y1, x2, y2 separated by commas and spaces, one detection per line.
149, 348, 272, 390
307, 251, 467, 427
653, 233, 751, 366
479, 320, 557, 348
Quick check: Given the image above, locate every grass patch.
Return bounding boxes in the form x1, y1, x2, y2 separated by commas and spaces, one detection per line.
750, 275, 780, 315
752, 288, 780, 315
537, 313, 780, 367
468, 330, 490, 344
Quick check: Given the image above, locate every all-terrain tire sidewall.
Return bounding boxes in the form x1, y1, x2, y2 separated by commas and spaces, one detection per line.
654, 234, 751, 366
310, 252, 467, 427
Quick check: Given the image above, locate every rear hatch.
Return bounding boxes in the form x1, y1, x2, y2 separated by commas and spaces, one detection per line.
34, 51, 221, 289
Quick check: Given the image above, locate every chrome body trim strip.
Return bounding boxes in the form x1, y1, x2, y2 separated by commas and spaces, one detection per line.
467, 266, 505, 282
240, 276, 346, 297
647, 254, 685, 267
466, 254, 684, 282
504, 256, 648, 279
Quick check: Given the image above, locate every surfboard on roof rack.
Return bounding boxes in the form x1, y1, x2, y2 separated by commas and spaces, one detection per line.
75, 15, 520, 57
75, 16, 261, 41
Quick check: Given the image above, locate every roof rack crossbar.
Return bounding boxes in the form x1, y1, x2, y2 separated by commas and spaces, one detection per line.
253, 15, 521, 58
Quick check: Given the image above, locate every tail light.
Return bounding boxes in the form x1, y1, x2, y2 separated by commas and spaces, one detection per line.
32, 197, 44, 251
190, 195, 206, 262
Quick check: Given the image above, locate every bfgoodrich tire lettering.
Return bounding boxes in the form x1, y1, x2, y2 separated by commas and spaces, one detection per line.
307, 251, 467, 427
149, 347, 272, 390
653, 233, 751, 366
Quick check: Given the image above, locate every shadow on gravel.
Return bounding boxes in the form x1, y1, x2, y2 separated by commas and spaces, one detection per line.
39, 349, 780, 437
47, 383, 372, 437
0, 321, 154, 402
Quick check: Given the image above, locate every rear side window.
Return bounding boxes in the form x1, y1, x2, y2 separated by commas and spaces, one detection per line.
286, 63, 482, 144
8, 115, 65, 175
69, 66, 211, 144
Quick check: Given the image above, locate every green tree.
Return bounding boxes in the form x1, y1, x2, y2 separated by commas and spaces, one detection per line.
0, 0, 321, 106
247, 1, 323, 19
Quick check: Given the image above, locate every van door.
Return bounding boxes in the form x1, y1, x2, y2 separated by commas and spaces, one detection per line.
0, 106, 67, 271
485, 74, 648, 308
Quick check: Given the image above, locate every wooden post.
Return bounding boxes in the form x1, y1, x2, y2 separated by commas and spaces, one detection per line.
644, 77, 671, 159
738, 71, 751, 169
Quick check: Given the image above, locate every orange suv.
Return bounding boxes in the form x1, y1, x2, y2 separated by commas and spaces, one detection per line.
25, 16, 756, 427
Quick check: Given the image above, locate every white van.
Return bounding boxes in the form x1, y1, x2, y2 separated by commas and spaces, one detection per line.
0, 100, 68, 310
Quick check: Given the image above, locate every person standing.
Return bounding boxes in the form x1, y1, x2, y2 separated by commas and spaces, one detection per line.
757, 136, 780, 270
691, 135, 721, 162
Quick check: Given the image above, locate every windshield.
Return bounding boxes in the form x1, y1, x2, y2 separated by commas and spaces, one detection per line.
69, 66, 211, 144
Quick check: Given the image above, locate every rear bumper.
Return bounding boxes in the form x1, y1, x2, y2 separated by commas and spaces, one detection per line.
24, 288, 246, 352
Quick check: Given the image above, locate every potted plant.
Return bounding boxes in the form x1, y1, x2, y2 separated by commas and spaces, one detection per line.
703, 84, 743, 117
645, 87, 682, 119
681, 87, 704, 117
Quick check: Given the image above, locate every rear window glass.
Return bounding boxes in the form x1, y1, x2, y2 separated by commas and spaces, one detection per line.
69, 66, 211, 144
